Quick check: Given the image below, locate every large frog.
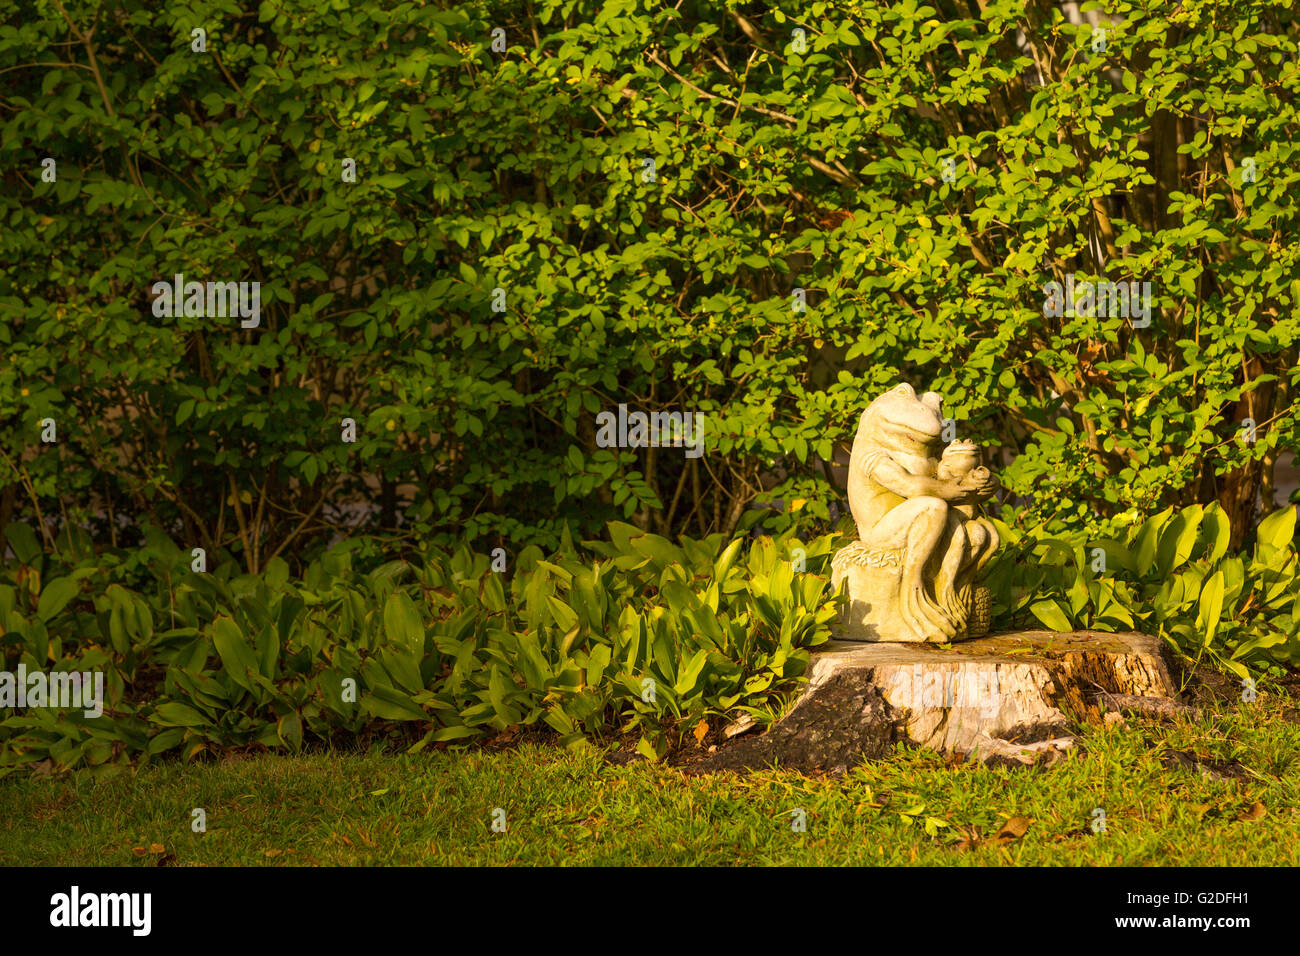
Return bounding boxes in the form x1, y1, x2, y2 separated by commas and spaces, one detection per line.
837, 383, 1000, 643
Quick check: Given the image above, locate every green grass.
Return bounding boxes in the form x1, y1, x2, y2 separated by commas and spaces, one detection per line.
3, 691, 1300, 866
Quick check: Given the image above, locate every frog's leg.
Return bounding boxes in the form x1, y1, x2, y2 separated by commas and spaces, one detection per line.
944, 516, 1000, 637
932, 516, 972, 635
865, 496, 959, 640
967, 516, 999, 575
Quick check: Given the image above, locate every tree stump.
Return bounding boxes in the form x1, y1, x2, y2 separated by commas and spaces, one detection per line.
698, 631, 1180, 773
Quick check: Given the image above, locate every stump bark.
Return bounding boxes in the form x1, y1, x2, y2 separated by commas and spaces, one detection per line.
698, 630, 1180, 773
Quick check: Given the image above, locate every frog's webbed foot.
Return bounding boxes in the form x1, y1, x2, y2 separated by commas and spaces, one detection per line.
903, 582, 959, 640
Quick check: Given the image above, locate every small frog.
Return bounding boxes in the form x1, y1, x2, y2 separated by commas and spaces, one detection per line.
935, 440, 992, 521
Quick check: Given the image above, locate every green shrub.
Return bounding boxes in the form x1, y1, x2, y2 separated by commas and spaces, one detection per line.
3, 1, 1299, 561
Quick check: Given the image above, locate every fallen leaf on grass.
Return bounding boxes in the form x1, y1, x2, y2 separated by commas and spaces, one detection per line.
1237, 802, 1267, 822
992, 816, 1032, 844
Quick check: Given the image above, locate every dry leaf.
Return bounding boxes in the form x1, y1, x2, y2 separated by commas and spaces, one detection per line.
149, 843, 165, 854
723, 714, 758, 739
817, 209, 854, 231
953, 826, 982, 852
131, 846, 147, 857
993, 816, 1032, 844
693, 719, 709, 747
1238, 802, 1266, 822
265, 849, 283, 858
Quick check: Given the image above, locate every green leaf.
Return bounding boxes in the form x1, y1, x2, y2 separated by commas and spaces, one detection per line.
1257, 507, 1297, 553
1156, 510, 1200, 577
636, 731, 667, 762
3, 523, 41, 565
713, 537, 745, 581
427, 724, 480, 742
212, 616, 262, 694
277, 711, 303, 751
383, 591, 425, 647
547, 596, 579, 632
1201, 504, 1232, 564
36, 577, 79, 621
364, 684, 428, 721
1029, 599, 1073, 632
1133, 509, 1173, 577
574, 637, 606, 681
153, 702, 211, 728
674, 648, 709, 697
1197, 570, 1225, 648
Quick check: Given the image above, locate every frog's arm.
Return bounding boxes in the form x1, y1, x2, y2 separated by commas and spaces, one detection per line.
869, 456, 964, 502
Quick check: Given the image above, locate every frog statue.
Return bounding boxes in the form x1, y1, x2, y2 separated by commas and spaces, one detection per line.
831, 383, 1000, 643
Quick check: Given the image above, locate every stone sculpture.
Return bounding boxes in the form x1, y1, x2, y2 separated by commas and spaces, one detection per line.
832, 383, 1000, 643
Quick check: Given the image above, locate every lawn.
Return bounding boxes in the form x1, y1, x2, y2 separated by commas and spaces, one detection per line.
3, 685, 1298, 866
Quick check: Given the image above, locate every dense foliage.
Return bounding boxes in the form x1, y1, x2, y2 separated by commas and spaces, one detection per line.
7, 500, 1300, 773
4, 2, 1300, 773
990, 502, 1300, 677
0, 520, 838, 774
4, 1, 1300, 564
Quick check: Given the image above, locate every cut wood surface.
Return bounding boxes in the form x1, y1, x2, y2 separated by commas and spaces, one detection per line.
698, 630, 1180, 772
